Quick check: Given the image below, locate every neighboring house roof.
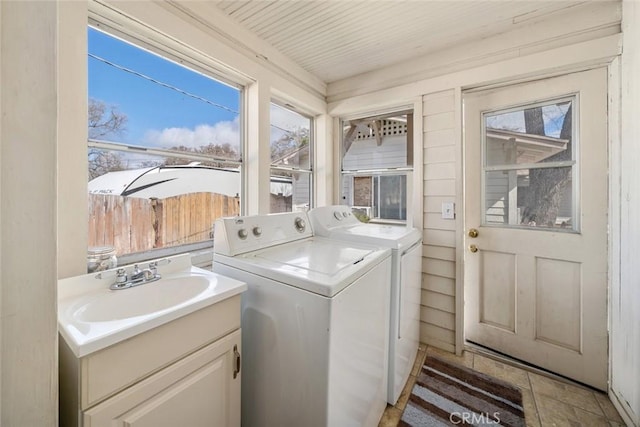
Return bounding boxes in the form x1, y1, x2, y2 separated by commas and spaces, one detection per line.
89, 164, 293, 199
486, 128, 569, 164
271, 144, 309, 168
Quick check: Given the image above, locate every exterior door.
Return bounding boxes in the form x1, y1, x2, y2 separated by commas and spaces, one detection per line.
463, 68, 608, 390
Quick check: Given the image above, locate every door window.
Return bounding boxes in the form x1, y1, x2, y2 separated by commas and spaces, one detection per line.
482, 97, 577, 230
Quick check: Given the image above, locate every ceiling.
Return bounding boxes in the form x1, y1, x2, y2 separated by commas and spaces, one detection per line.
213, 1, 587, 83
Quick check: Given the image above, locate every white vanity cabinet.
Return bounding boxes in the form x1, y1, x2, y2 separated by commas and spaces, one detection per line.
59, 295, 242, 427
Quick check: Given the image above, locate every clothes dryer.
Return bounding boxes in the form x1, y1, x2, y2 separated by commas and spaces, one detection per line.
213, 212, 391, 427
309, 205, 422, 404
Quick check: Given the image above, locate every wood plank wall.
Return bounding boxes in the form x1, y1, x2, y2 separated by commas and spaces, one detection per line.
421, 90, 458, 352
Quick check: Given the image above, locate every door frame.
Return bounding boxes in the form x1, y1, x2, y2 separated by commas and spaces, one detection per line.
455, 64, 619, 388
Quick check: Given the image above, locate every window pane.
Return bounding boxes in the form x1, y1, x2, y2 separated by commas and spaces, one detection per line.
343, 174, 406, 221
342, 113, 411, 171
88, 151, 241, 256
89, 27, 241, 161
484, 167, 574, 230
485, 100, 573, 167
270, 103, 311, 169
269, 102, 312, 213
88, 27, 243, 261
353, 176, 373, 207
377, 175, 407, 220
270, 169, 311, 213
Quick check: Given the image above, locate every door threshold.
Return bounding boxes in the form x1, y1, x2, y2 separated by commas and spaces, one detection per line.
464, 341, 604, 393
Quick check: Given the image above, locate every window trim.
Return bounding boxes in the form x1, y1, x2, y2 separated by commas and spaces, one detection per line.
88, 9, 252, 90
89, 139, 243, 166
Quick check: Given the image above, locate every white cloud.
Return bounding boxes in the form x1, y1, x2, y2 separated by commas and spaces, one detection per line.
144, 117, 240, 149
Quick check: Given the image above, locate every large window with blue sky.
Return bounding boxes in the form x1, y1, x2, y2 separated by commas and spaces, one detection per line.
87, 26, 243, 265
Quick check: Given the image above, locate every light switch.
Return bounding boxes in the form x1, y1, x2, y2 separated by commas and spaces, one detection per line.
442, 202, 455, 219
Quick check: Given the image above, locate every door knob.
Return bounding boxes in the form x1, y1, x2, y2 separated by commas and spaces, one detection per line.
468, 228, 479, 238
469, 244, 478, 253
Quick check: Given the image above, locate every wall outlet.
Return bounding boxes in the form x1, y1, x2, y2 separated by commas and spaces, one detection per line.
442, 202, 455, 219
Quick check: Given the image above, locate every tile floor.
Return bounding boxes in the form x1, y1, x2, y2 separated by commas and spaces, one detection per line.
378, 345, 627, 427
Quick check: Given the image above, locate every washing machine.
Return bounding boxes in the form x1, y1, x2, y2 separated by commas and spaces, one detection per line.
309, 205, 422, 405
213, 212, 391, 427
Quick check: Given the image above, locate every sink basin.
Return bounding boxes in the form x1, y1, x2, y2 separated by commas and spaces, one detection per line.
58, 254, 247, 358
72, 276, 210, 322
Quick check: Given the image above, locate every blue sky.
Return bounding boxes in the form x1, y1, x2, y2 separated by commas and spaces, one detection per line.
88, 27, 241, 148
89, 26, 312, 170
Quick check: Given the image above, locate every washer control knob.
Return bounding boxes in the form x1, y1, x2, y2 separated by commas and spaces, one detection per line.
253, 226, 262, 236
334, 211, 343, 220
342, 211, 349, 218
238, 228, 248, 239
294, 217, 306, 232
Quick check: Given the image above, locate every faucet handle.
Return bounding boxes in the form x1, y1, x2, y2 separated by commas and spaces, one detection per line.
148, 261, 158, 275
115, 268, 127, 284
132, 264, 141, 275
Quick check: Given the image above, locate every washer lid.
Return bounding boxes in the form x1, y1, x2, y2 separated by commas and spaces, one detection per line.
253, 239, 372, 273
215, 237, 390, 297
328, 224, 422, 251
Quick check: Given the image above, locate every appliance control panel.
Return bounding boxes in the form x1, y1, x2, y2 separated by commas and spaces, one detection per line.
213, 212, 313, 256
309, 205, 361, 234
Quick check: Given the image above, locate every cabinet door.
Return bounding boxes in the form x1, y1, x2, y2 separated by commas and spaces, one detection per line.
84, 329, 241, 427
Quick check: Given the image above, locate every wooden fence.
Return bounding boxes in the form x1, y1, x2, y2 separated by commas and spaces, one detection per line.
88, 192, 240, 255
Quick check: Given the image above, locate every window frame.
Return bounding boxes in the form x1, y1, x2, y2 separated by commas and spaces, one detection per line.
339, 109, 413, 224
87, 23, 246, 263
480, 94, 580, 232
269, 100, 315, 212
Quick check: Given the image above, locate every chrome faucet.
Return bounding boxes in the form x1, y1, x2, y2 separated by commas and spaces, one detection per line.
110, 262, 162, 290
129, 264, 157, 282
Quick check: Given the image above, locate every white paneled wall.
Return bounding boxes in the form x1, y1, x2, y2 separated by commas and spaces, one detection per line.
611, 2, 640, 425
1, 2, 59, 424
420, 90, 457, 352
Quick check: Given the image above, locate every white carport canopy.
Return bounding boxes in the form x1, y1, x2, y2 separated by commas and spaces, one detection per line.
89, 165, 292, 199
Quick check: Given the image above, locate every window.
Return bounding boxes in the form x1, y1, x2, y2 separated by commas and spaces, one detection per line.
87, 27, 243, 263
269, 102, 313, 213
482, 97, 577, 230
341, 111, 413, 222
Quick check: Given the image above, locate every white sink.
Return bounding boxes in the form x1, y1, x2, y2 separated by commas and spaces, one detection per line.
58, 254, 246, 358
72, 275, 211, 323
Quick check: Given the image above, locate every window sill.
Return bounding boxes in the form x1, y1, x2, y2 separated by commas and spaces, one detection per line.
115, 241, 214, 270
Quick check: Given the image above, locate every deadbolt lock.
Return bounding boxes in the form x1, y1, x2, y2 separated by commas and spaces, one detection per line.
468, 228, 479, 238
469, 244, 478, 253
